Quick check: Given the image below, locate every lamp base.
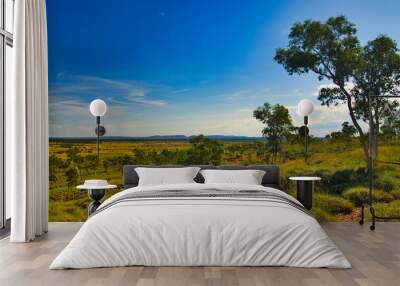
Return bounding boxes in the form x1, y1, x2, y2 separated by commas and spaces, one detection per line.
87, 189, 106, 216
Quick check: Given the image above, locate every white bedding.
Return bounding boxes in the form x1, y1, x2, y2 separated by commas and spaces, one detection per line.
50, 183, 351, 269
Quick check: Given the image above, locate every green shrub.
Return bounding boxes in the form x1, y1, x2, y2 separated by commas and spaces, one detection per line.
314, 169, 331, 180
371, 190, 394, 203
373, 180, 394, 192
391, 190, 400, 200
76, 199, 89, 209
343, 187, 368, 206
330, 169, 352, 185
373, 169, 398, 192
328, 183, 353, 195
310, 207, 336, 222
368, 200, 400, 221
49, 200, 87, 222
343, 187, 395, 207
315, 193, 353, 214
321, 168, 367, 195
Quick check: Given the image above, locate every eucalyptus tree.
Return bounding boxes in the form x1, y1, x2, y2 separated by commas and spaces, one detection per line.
274, 16, 400, 165
253, 103, 294, 163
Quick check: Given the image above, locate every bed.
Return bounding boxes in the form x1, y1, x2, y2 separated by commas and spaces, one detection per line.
50, 165, 351, 269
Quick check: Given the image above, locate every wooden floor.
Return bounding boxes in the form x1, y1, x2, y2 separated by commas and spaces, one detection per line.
0, 222, 399, 286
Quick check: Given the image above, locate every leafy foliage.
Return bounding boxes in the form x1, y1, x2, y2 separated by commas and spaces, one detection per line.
65, 167, 79, 190
327, 121, 357, 140
320, 168, 366, 194
314, 193, 353, 214
275, 15, 400, 165
186, 135, 224, 165
310, 207, 336, 221
370, 200, 400, 221
253, 103, 294, 162
343, 187, 394, 207
49, 155, 66, 184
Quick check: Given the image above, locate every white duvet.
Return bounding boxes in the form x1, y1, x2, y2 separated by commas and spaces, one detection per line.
50, 183, 351, 269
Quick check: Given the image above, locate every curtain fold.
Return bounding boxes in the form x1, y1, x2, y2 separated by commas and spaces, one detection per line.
9, 0, 48, 242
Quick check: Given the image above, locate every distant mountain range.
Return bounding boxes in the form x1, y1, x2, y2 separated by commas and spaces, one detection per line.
149, 135, 262, 141
50, 135, 263, 142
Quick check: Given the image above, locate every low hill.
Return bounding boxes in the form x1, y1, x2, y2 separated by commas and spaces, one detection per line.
49, 135, 262, 142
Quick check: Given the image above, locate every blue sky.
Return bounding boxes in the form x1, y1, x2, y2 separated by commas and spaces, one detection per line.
47, 0, 400, 137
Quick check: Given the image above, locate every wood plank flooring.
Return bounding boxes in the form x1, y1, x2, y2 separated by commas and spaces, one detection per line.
0, 222, 399, 286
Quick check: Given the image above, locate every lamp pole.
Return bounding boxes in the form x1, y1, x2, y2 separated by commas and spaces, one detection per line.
304, 115, 308, 163
89, 99, 107, 166
297, 99, 314, 164
96, 116, 100, 163
368, 93, 375, 229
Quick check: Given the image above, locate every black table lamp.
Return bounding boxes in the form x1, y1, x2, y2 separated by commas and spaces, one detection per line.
89, 99, 107, 163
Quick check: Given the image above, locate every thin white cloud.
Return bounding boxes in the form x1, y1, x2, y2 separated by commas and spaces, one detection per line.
236, 108, 255, 113
50, 74, 167, 107
171, 88, 191, 94
128, 97, 167, 107
76, 75, 134, 89
199, 80, 213, 85
223, 90, 251, 100
222, 88, 272, 101
49, 74, 172, 136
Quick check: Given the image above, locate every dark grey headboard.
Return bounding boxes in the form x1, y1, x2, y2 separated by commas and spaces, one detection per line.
123, 165, 280, 190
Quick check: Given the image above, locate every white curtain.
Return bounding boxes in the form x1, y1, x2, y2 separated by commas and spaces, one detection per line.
9, 0, 49, 242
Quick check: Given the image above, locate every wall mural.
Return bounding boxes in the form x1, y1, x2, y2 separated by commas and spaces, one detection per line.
47, 1, 400, 222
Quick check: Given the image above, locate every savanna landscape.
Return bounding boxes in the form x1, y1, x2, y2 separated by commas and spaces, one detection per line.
48, 15, 400, 223
49, 134, 400, 222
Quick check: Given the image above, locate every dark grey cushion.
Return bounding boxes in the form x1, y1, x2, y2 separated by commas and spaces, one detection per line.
123, 165, 280, 190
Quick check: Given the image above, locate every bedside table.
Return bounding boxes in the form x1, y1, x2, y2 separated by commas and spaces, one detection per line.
77, 180, 117, 216
289, 177, 321, 210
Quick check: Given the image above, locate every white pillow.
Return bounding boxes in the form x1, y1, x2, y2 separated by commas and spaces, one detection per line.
200, 169, 265, 185
135, 167, 201, 186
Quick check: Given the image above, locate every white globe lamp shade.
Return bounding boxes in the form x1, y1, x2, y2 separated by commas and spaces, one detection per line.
89, 99, 107, 117
297, 99, 314, 116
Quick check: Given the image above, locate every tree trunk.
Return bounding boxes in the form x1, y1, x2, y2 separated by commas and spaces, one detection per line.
358, 134, 370, 168
344, 94, 370, 170
371, 126, 378, 164
373, 104, 380, 163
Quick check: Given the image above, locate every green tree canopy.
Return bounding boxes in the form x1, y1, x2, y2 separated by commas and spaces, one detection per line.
65, 167, 79, 190
186, 135, 224, 165
66, 146, 83, 166
274, 15, 400, 165
341, 121, 357, 138
253, 103, 294, 162
328, 121, 357, 140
